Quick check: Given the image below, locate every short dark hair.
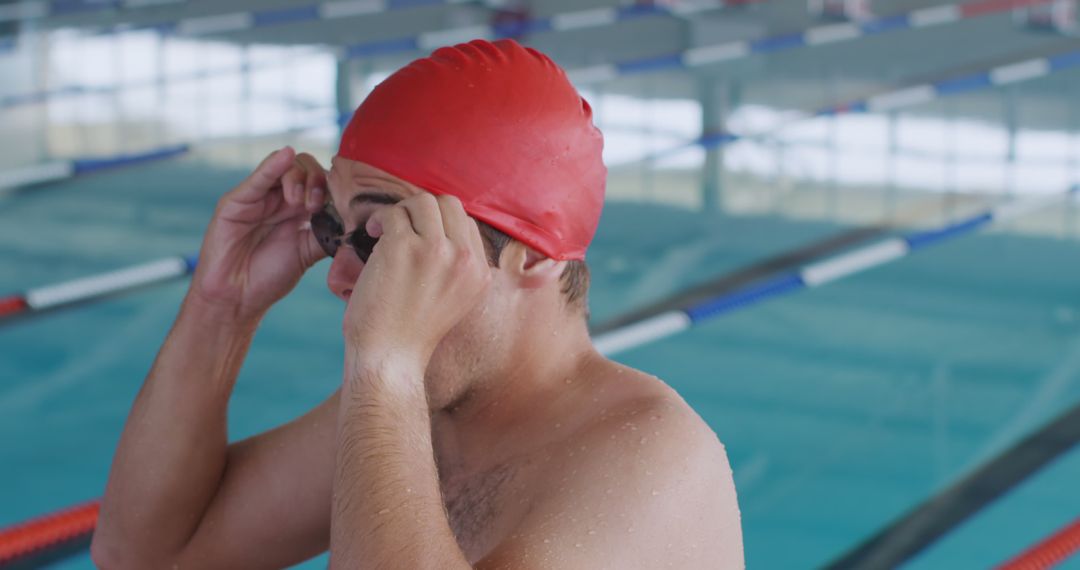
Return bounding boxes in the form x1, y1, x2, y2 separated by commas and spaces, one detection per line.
477, 222, 590, 317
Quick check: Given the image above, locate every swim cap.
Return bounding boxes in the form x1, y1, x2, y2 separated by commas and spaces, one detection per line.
337, 39, 606, 261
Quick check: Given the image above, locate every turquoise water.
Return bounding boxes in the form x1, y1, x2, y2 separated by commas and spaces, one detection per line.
2, 157, 1080, 568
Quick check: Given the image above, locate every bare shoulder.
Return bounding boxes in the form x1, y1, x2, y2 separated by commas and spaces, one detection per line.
480, 364, 744, 569
576, 362, 734, 477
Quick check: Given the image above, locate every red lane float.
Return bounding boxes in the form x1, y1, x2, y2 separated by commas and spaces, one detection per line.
0, 501, 99, 566
0, 295, 27, 319
997, 516, 1080, 570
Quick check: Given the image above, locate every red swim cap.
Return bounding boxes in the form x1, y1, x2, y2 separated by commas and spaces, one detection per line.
337, 39, 606, 261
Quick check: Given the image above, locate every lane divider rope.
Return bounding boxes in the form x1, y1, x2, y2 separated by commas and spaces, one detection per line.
633, 44, 1080, 167
0, 255, 196, 321
0, 502, 98, 567
0, 144, 190, 192
997, 516, 1080, 570
591, 185, 1080, 355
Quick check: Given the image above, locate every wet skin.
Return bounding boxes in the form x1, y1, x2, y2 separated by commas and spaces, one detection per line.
91, 149, 744, 569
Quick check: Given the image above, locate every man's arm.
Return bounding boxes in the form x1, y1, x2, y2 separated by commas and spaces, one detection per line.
91, 298, 341, 569
477, 397, 744, 570
329, 358, 471, 569
92, 148, 338, 569
328, 193, 491, 568
91, 297, 254, 565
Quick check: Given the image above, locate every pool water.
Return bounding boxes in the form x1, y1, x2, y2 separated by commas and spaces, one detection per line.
2, 157, 1080, 568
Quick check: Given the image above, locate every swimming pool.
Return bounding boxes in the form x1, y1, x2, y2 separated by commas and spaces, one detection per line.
2, 153, 1079, 568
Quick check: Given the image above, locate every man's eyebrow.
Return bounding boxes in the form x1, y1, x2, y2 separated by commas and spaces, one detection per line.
349, 191, 401, 208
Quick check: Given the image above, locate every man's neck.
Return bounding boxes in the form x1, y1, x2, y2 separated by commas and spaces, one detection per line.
431, 310, 601, 479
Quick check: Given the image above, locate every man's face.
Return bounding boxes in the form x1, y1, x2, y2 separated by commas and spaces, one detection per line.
324, 156, 506, 410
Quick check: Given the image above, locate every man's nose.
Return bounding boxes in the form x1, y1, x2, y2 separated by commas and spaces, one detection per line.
326, 251, 363, 301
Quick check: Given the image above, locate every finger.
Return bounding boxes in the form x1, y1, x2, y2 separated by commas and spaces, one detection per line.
397, 194, 444, 239
301, 170, 327, 213
299, 223, 329, 267
229, 147, 296, 203
436, 195, 486, 262
280, 165, 305, 207
304, 186, 326, 213
436, 195, 472, 243
367, 203, 412, 240
296, 153, 329, 190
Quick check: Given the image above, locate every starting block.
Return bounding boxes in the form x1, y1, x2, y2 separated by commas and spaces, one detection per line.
808, 0, 873, 22
1015, 0, 1078, 34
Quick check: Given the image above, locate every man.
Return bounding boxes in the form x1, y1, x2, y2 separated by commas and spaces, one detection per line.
91, 39, 743, 569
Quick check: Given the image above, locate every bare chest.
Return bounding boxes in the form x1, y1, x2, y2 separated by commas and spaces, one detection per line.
442, 463, 531, 562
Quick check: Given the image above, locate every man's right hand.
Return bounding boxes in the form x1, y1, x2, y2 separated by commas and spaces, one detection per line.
189, 147, 329, 323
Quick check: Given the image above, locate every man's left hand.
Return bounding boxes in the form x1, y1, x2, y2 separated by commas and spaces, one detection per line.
342, 193, 492, 380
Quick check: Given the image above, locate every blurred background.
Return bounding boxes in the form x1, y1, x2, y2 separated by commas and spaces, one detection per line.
1, 0, 1079, 568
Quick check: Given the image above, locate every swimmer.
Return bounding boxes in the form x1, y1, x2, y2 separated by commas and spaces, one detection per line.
91, 40, 743, 569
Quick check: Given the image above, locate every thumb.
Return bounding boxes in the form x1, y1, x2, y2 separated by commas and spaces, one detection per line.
299, 221, 330, 268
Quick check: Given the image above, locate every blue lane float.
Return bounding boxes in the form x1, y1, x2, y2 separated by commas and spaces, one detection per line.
590, 186, 1080, 355
0, 144, 190, 192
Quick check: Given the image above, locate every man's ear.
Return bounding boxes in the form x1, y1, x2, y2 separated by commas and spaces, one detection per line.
501, 241, 566, 290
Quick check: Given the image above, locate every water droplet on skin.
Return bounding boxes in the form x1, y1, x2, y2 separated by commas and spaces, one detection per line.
627, 527, 635, 533
640, 437, 648, 445
555, 423, 562, 429
651, 490, 659, 496
378, 508, 391, 515
605, 488, 613, 494
575, 543, 583, 548
543, 538, 550, 544
588, 530, 596, 535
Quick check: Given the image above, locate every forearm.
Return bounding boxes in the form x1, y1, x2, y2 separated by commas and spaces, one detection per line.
329, 356, 470, 570
94, 294, 259, 566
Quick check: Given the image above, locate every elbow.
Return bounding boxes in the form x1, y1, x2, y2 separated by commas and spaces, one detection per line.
90, 532, 174, 570
90, 533, 126, 570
